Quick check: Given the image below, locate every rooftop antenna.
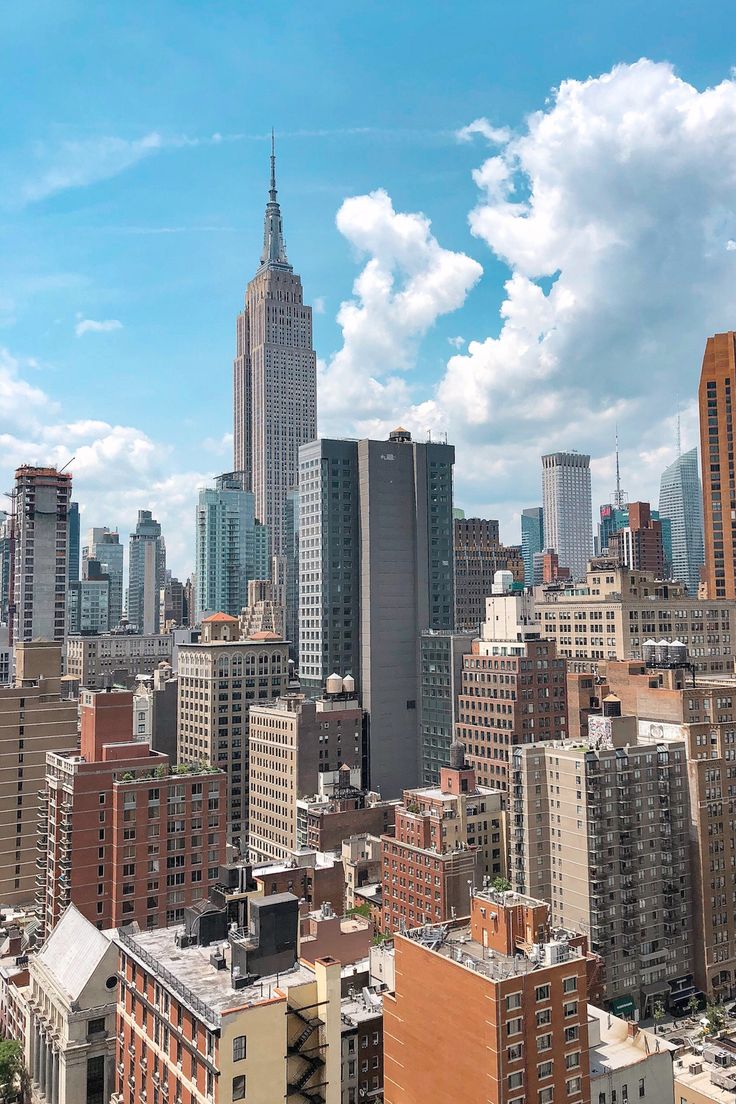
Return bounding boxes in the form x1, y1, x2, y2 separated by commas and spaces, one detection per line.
611, 427, 627, 509
676, 411, 682, 458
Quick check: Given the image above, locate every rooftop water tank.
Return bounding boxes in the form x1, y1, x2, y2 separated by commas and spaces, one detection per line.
325, 673, 344, 695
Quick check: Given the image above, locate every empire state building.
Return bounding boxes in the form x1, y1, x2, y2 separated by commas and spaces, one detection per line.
233, 136, 317, 555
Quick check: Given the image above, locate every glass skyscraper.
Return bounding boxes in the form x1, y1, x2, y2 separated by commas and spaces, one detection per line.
194, 472, 269, 622
520, 507, 543, 586
659, 447, 705, 595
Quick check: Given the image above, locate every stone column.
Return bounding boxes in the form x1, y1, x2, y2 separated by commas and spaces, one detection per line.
50, 1047, 59, 1104
44, 1038, 53, 1098
38, 1032, 47, 1095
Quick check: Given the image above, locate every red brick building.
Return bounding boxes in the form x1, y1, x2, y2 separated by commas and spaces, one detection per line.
384, 890, 593, 1104
456, 593, 568, 794
608, 501, 665, 576
39, 688, 226, 936
379, 747, 505, 934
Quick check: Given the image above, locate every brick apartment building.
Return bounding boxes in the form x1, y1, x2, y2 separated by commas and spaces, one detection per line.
38, 688, 226, 936
511, 708, 694, 1018
453, 517, 524, 631
608, 500, 665, 576
0, 641, 78, 906
248, 688, 364, 862
177, 614, 289, 849
379, 742, 505, 934
456, 590, 568, 794
605, 656, 736, 1002
114, 894, 343, 1104
384, 889, 593, 1104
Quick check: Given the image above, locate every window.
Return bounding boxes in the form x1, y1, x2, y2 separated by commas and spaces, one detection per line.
509, 1072, 523, 1089
535, 984, 551, 1002
539, 1090, 554, 1104
507, 1017, 523, 1036
567, 1077, 582, 1095
638, 1080, 645, 1099
232, 1075, 246, 1101
536, 1009, 552, 1027
233, 1035, 246, 1062
87, 1017, 106, 1037
563, 1000, 578, 1018
538, 1060, 553, 1079
506, 991, 522, 1011
86, 1054, 105, 1104
563, 975, 578, 993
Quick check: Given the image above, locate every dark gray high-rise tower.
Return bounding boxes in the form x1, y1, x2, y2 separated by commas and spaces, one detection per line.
299, 429, 455, 797
233, 135, 317, 556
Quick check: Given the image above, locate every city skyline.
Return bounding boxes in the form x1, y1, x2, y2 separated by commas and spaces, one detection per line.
3, 4, 736, 574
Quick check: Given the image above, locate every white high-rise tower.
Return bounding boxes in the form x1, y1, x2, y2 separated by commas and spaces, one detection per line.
233, 134, 317, 555
541, 451, 594, 581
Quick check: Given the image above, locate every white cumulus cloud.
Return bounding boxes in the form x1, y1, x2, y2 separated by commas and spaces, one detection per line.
318, 188, 482, 437
75, 318, 123, 336
390, 59, 736, 538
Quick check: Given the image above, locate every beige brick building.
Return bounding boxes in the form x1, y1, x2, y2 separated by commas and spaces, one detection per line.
248, 690, 363, 862
177, 615, 289, 850
0, 642, 77, 906
511, 715, 694, 1018
605, 658, 736, 1002
65, 631, 172, 689
535, 559, 736, 675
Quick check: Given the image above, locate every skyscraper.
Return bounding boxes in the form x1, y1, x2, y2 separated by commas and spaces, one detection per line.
453, 517, 523, 628
541, 451, 593, 581
127, 510, 166, 634
13, 466, 72, 644
697, 336, 735, 596
299, 428, 455, 796
659, 447, 704, 595
67, 500, 80, 583
83, 527, 124, 626
0, 516, 12, 626
194, 471, 269, 622
233, 136, 317, 556
520, 506, 543, 586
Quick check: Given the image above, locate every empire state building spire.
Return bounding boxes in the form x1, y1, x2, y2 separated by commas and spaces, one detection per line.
233, 131, 317, 560
259, 130, 291, 271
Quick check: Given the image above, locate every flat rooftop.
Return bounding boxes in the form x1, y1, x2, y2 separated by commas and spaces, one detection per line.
674, 1049, 736, 1103
403, 922, 581, 983
118, 926, 315, 1026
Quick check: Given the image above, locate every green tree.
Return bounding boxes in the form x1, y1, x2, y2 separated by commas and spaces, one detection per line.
491, 876, 512, 892
0, 1039, 24, 1102
652, 1001, 665, 1034
687, 994, 700, 1019
703, 1002, 726, 1037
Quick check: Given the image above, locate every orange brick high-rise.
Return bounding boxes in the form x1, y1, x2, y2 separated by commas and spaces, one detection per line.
699, 331, 736, 598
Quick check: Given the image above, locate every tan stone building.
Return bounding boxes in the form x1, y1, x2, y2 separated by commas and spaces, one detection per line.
0, 642, 77, 906
511, 713, 694, 1018
65, 631, 172, 689
535, 559, 736, 675
177, 614, 289, 850
248, 690, 363, 862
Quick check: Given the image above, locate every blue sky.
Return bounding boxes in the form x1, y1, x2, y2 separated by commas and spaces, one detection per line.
3, 1, 736, 574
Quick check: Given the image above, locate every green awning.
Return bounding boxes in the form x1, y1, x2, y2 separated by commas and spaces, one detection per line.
609, 996, 636, 1017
